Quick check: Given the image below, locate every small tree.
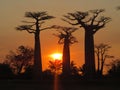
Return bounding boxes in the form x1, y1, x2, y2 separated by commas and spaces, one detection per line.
79, 64, 86, 76
48, 60, 62, 74
0, 63, 13, 79
53, 25, 78, 75
5, 45, 34, 75
70, 61, 79, 75
16, 12, 54, 79
95, 43, 114, 76
63, 9, 111, 77
108, 59, 120, 77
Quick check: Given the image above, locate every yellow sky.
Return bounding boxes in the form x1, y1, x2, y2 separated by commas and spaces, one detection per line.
0, 0, 120, 70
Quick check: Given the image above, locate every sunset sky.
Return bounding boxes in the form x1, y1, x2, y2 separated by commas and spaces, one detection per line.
0, 0, 120, 70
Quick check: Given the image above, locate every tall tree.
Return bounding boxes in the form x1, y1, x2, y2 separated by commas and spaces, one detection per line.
53, 25, 78, 75
63, 9, 111, 77
95, 43, 114, 76
16, 12, 54, 79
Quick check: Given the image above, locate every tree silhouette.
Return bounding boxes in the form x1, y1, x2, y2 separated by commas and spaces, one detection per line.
70, 61, 79, 75
95, 43, 114, 77
53, 25, 78, 75
0, 64, 13, 79
79, 64, 86, 76
48, 60, 62, 74
108, 59, 120, 77
5, 45, 34, 75
16, 12, 54, 79
63, 9, 111, 77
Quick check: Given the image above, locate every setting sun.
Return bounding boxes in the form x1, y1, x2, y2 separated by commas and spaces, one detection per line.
50, 53, 62, 60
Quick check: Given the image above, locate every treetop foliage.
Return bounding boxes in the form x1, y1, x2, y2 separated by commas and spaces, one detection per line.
52, 25, 78, 44
63, 9, 111, 33
25, 11, 55, 20
16, 11, 55, 34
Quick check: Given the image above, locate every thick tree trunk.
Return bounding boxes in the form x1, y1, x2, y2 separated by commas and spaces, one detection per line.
62, 39, 70, 75
84, 30, 96, 78
33, 31, 42, 80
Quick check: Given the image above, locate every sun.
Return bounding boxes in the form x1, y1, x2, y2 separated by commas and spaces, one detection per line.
50, 53, 62, 60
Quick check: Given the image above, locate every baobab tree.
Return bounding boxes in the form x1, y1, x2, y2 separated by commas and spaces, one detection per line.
52, 25, 78, 75
95, 43, 114, 77
63, 9, 111, 77
16, 11, 54, 79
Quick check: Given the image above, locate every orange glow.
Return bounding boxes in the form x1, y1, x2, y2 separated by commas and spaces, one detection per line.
50, 53, 62, 60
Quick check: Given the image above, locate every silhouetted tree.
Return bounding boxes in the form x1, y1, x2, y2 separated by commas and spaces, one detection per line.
70, 61, 79, 75
5, 45, 34, 75
108, 59, 120, 78
95, 43, 114, 77
16, 12, 54, 79
0, 63, 13, 79
79, 64, 86, 76
53, 25, 78, 75
63, 9, 111, 77
48, 60, 62, 74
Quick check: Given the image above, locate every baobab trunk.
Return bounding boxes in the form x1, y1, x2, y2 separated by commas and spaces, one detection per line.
62, 39, 70, 75
33, 32, 42, 80
33, 21, 42, 80
84, 30, 96, 77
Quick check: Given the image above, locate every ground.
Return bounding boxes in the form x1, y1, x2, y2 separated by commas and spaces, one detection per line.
0, 78, 120, 90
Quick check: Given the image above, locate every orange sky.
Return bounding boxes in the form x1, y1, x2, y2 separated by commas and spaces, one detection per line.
0, 0, 120, 71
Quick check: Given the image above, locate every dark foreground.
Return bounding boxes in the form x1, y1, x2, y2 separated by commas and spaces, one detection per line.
0, 78, 120, 90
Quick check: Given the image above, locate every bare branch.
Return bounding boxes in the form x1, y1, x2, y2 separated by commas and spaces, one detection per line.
39, 15, 55, 21
90, 9, 105, 15
97, 16, 111, 25
26, 30, 35, 34
63, 15, 76, 20
16, 25, 35, 34
62, 18, 80, 26
84, 18, 92, 23
92, 16, 111, 34
90, 9, 105, 25
76, 11, 88, 20
63, 11, 88, 28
